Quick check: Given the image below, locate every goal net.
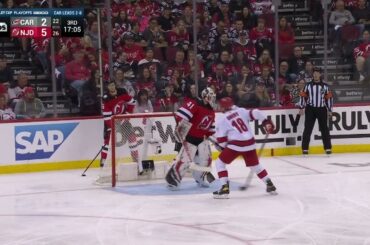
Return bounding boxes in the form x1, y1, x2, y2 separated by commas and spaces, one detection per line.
98, 112, 178, 187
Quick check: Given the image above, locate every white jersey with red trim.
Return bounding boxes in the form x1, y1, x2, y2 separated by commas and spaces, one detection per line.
215, 106, 267, 152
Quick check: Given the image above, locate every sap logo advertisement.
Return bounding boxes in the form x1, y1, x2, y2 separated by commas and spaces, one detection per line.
15, 123, 78, 161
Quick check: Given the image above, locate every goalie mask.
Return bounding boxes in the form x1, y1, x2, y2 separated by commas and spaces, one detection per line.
201, 87, 216, 109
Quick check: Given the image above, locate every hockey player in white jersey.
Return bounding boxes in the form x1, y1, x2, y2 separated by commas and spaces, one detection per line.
213, 97, 277, 199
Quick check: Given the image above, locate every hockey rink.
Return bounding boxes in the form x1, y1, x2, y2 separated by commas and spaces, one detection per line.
1, 153, 370, 245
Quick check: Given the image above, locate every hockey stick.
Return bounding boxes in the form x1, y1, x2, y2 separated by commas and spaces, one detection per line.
81, 147, 103, 177
239, 133, 270, 190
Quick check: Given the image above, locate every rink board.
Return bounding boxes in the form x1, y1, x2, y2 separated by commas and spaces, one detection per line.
0, 105, 369, 174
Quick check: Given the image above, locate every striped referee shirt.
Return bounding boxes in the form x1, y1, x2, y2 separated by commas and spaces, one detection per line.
299, 80, 333, 112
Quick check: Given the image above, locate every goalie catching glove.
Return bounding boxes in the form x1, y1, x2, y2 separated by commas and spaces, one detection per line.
262, 119, 275, 134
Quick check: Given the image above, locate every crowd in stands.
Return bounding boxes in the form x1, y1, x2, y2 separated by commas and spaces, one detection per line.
0, 0, 369, 120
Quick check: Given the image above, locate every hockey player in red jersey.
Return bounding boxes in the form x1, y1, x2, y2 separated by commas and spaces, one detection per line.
100, 81, 138, 169
165, 87, 217, 189
213, 97, 277, 199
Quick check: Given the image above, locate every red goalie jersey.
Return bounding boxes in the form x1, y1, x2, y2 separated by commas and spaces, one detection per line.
102, 88, 136, 128
175, 98, 215, 142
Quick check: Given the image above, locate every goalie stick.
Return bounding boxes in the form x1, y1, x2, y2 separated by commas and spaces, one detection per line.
239, 133, 270, 191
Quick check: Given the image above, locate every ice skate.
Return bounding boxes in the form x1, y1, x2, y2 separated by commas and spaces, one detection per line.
213, 182, 230, 199
266, 179, 277, 195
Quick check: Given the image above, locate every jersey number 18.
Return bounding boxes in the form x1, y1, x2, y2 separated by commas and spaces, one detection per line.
231, 118, 248, 133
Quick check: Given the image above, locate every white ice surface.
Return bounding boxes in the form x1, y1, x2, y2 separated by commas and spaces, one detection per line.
1, 153, 370, 245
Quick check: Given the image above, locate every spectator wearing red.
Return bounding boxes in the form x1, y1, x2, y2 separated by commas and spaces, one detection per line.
121, 33, 145, 64
65, 49, 91, 102
280, 84, 293, 107
249, 0, 274, 15
278, 16, 295, 59
166, 49, 191, 78
253, 49, 275, 75
353, 30, 370, 81
137, 0, 160, 17
167, 19, 190, 51
130, 5, 150, 33
249, 16, 274, 57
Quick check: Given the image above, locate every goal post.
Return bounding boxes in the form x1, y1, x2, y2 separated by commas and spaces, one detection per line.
107, 112, 178, 187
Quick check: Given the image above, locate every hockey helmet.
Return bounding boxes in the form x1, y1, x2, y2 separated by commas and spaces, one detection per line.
201, 87, 216, 108
219, 97, 234, 111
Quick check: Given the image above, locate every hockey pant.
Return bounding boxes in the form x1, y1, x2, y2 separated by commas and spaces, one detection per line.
215, 147, 269, 185
100, 121, 140, 167
169, 139, 212, 186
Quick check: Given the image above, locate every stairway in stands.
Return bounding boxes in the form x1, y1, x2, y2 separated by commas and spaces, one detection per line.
0, 38, 79, 117
279, 0, 368, 102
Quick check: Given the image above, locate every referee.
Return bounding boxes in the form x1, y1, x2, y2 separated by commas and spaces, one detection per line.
299, 67, 333, 155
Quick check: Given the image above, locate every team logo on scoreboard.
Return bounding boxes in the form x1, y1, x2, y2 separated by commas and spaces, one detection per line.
11, 18, 21, 25
11, 28, 19, 36
0, 22, 8, 32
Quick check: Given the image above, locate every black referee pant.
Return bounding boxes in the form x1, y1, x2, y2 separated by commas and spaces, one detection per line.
302, 106, 332, 151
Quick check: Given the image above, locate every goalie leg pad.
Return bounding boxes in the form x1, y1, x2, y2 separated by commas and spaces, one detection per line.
192, 140, 214, 187
165, 165, 181, 188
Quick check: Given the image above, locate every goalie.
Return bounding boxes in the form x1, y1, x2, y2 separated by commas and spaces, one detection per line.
165, 87, 217, 189
100, 81, 138, 169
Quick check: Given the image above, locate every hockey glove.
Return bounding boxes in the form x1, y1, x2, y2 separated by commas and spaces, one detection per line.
262, 119, 275, 134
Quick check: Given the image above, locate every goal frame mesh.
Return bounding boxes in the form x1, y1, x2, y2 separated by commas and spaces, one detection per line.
110, 112, 176, 187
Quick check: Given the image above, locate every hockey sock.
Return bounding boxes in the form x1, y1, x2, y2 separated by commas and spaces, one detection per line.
216, 159, 229, 185
250, 164, 269, 183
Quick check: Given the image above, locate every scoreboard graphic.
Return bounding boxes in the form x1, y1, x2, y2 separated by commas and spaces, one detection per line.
0, 8, 84, 38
